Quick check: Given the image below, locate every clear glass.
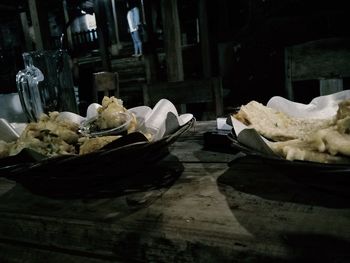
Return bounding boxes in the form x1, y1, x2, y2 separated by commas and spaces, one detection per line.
16, 50, 78, 122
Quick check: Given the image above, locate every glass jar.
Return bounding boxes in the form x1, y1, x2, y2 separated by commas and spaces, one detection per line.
16, 50, 78, 122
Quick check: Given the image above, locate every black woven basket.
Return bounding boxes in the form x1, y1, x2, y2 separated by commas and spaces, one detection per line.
227, 128, 350, 198
0, 118, 195, 198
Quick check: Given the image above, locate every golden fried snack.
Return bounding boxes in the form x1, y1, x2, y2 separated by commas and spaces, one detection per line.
337, 99, 350, 120
235, 99, 350, 164
10, 112, 79, 157
94, 96, 138, 134
96, 96, 126, 129
305, 100, 350, 157
0, 140, 11, 158
233, 100, 334, 141
0, 96, 140, 160
127, 113, 137, 133
268, 139, 350, 164
79, 136, 121, 155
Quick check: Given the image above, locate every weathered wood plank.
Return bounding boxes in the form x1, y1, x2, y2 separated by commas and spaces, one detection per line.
28, 0, 51, 50
0, 242, 119, 263
0, 162, 349, 262
19, 12, 33, 51
287, 38, 350, 81
168, 141, 235, 163
93, 0, 111, 71
161, 0, 184, 81
198, 0, 212, 78
285, 37, 350, 100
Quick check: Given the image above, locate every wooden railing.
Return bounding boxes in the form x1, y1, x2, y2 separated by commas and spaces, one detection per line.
72, 29, 98, 51
51, 29, 99, 55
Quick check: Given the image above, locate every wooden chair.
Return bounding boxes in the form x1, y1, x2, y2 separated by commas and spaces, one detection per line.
285, 37, 350, 101
92, 72, 120, 103
143, 77, 224, 117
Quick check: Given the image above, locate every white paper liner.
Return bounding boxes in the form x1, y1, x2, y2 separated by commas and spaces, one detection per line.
266, 90, 350, 118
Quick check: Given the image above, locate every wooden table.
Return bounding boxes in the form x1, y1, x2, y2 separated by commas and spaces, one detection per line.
0, 121, 349, 262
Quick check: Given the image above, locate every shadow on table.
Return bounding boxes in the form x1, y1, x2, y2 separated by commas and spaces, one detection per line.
217, 154, 350, 209
4, 154, 184, 200
217, 154, 350, 262
0, 155, 184, 223
281, 233, 350, 262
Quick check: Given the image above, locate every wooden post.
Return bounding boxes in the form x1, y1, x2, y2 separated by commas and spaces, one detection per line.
62, 0, 73, 51
27, 0, 51, 50
143, 0, 161, 82
94, 0, 111, 71
110, 0, 122, 54
19, 12, 33, 51
140, 0, 146, 24
161, 0, 184, 82
284, 48, 294, 100
198, 0, 212, 78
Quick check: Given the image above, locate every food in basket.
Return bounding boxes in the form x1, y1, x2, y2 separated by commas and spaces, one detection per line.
95, 96, 137, 133
8, 111, 79, 157
0, 96, 138, 159
233, 99, 350, 164
0, 140, 10, 158
233, 100, 333, 141
79, 135, 121, 155
80, 96, 137, 137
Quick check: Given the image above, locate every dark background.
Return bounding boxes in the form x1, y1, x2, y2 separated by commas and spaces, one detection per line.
1, 0, 349, 107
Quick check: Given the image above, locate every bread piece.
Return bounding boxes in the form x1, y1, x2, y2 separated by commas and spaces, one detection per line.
235, 99, 350, 164
233, 101, 334, 141
79, 136, 121, 155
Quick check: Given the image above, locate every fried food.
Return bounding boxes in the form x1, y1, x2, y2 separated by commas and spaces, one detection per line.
96, 96, 126, 129
267, 138, 350, 164
79, 136, 121, 155
0, 140, 12, 158
234, 99, 350, 164
0, 96, 142, 159
94, 96, 137, 134
10, 111, 79, 157
233, 100, 334, 141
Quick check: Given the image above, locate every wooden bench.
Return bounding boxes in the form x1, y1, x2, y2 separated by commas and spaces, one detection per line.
285, 37, 350, 101
143, 77, 224, 117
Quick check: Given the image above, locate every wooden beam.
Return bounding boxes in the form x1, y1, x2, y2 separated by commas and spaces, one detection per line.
161, 0, 184, 81
94, 0, 111, 71
284, 48, 294, 100
19, 12, 33, 51
110, 0, 122, 54
143, 0, 160, 82
62, 0, 73, 51
27, 0, 51, 50
198, 0, 212, 78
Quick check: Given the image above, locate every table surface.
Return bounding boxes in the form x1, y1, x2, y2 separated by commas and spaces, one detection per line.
0, 121, 349, 263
